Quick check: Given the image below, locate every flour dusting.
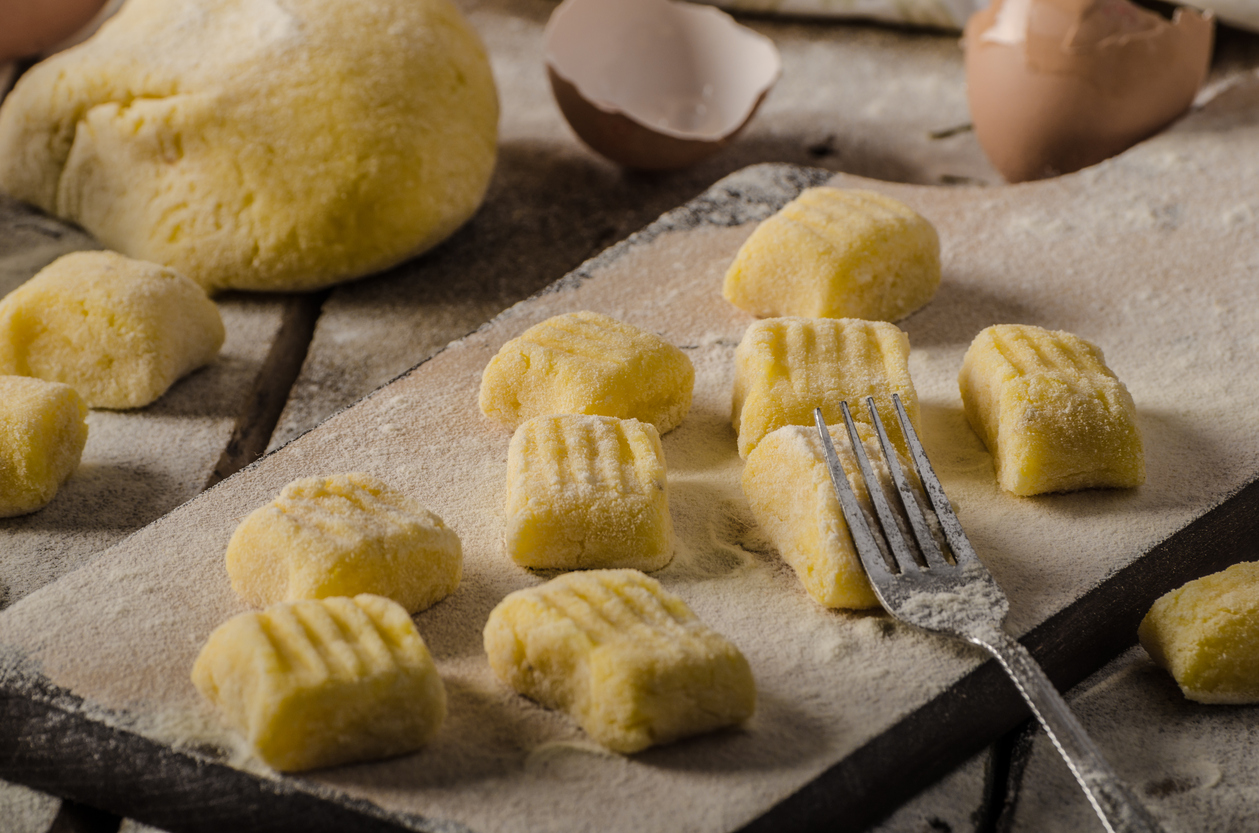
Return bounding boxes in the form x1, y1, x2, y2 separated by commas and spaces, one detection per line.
2, 78, 1259, 832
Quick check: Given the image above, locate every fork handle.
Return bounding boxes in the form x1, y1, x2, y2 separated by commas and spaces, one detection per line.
976, 630, 1168, 833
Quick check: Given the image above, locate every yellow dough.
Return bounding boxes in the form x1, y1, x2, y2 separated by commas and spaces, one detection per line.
227, 473, 461, 614
0, 376, 88, 517
1139, 562, 1259, 704
743, 422, 914, 610
505, 414, 673, 571
958, 324, 1144, 496
479, 311, 694, 434
0, 251, 223, 409
0, 0, 498, 293
192, 594, 446, 771
732, 317, 920, 459
723, 187, 940, 322
483, 569, 756, 753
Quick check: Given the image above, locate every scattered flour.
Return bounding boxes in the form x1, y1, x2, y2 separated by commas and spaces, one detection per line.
1, 76, 1259, 832
0, 779, 59, 833
1009, 647, 1259, 832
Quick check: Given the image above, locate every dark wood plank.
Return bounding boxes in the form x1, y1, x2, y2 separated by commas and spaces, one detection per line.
0, 672, 452, 833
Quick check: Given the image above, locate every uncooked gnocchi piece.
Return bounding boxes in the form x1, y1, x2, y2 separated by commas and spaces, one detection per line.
732, 317, 920, 459
226, 473, 461, 614
192, 594, 446, 772
479, 311, 694, 434
1140, 562, 1259, 704
505, 414, 673, 572
483, 569, 755, 753
0, 251, 223, 409
958, 324, 1144, 496
743, 422, 922, 610
723, 187, 940, 322
0, 375, 88, 517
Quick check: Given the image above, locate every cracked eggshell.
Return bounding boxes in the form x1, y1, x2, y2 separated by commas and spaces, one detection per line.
544, 0, 781, 171
0, 0, 112, 62
964, 0, 1214, 183
1185, 0, 1259, 34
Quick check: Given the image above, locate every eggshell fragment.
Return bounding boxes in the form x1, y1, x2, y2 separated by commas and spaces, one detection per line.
1185, 0, 1259, 34
544, 0, 781, 170
0, 0, 113, 63
964, 0, 1213, 183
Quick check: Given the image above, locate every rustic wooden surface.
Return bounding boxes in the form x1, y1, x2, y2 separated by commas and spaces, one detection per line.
2, 5, 1007, 827
1008, 644, 1259, 833
2, 4, 1259, 832
4, 101, 1259, 828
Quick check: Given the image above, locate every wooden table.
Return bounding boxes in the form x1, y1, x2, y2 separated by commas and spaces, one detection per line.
2, 4, 1259, 832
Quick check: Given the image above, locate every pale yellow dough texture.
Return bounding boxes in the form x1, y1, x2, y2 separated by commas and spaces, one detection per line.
0, 0, 498, 293
732, 317, 920, 459
1139, 562, 1259, 704
483, 569, 756, 753
0, 251, 224, 409
743, 423, 912, 610
723, 187, 941, 322
958, 324, 1144, 496
191, 594, 446, 772
505, 414, 673, 571
226, 473, 461, 614
479, 311, 694, 434
0, 376, 88, 517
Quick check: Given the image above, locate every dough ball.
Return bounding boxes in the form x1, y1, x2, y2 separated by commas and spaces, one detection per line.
0, 0, 499, 293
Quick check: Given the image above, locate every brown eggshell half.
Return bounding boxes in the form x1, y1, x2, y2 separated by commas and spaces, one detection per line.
548, 66, 773, 171
544, 0, 781, 171
965, 0, 1214, 183
0, 0, 111, 63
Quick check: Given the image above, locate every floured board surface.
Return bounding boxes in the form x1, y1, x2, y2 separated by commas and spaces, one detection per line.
2, 76, 1259, 833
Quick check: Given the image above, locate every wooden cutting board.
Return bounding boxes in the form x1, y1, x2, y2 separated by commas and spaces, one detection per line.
2, 75, 1258, 833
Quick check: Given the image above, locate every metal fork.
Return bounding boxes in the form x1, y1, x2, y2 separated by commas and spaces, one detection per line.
813, 398, 1166, 833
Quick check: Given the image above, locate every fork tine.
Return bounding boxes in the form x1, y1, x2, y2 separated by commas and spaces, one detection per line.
863, 397, 950, 571
813, 408, 894, 583
837, 401, 921, 576
890, 394, 980, 565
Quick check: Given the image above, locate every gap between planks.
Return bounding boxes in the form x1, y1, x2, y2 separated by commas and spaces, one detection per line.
205, 291, 327, 489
